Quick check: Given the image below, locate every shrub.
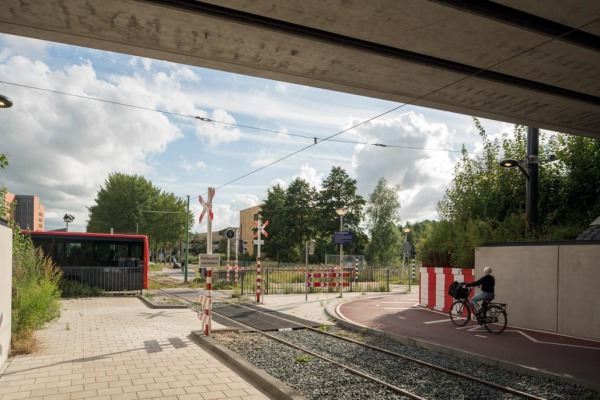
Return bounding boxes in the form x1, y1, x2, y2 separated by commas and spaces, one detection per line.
59, 280, 104, 298
11, 227, 63, 354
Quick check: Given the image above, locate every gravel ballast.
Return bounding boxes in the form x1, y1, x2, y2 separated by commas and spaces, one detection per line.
213, 327, 600, 400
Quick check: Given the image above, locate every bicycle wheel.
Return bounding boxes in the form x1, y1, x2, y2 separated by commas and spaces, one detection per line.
484, 305, 507, 334
449, 300, 470, 327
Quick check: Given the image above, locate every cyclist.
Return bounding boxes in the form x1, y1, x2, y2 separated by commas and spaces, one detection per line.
465, 266, 495, 317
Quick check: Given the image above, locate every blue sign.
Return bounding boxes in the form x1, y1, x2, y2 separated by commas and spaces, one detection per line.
334, 231, 354, 245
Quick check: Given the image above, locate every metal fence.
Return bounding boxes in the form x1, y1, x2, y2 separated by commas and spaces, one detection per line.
208, 266, 391, 295
61, 266, 144, 295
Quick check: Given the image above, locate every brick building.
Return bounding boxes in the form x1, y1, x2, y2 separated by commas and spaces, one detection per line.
239, 204, 263, 257
3, 192, 45, 231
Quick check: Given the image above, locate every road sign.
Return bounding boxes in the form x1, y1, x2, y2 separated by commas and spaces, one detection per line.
334, 231, 354, 245
253, 239, 264, 245
199, 254, 220, 268
253, 220, 269, 238
198, 187, 215, 223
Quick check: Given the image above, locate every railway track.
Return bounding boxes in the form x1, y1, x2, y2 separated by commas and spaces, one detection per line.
153, 288, 568, 400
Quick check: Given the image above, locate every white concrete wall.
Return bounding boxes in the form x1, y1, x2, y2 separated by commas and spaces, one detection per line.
558, 245, 600, 339
475, 243, 600, 340
0, 224, 12, 367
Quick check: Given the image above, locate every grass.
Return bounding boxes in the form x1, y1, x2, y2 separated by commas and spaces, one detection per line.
295, 355, 312, 364
9, 331, 40, 356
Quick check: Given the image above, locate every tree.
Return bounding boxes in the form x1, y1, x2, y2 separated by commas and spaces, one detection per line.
284, 178, 316, 262
429, 118, 600, 267
87, 173, 193, 256
314, 166, 367, 260
261, 184, 296, 263
87, 173, 159, 234
365, 178, 403, 266
0, 153, 8, 170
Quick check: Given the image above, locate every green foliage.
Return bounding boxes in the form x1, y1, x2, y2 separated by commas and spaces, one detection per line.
295, 355, 312, 364
11, 226, 63, 347
0, 153, 8, 170
424, 119, 600, 267
365, 178, 403, 266
12, 280, 62, 333
313, 167, 367, 260
59, 280, 104, 297
262, 167, 366, 263
86, 173, 193, 258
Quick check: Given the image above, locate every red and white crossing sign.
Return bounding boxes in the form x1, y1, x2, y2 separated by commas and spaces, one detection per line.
199, 187, 215, 223
253, 220, 269, 237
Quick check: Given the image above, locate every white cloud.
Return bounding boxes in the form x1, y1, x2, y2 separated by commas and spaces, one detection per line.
295, 164, 324, 190
351, 112, 456, 223
1, 34, 521, 234
195, 109, 242, 146
0, 48, 184, 231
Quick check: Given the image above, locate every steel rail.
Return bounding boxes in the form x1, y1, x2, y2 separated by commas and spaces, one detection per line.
152, 289, 547, 400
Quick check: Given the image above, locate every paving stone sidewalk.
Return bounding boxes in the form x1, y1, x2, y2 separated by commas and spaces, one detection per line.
0, 297, 269, 400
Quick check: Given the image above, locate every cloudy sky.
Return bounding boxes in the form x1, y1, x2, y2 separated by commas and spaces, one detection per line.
0, 32, 516, 233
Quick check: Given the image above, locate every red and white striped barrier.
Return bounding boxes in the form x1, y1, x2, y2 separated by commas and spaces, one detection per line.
419, 267, 474, 312
306, 281, 350, 287
305, 268, 352, 289
234, 259, 239, 285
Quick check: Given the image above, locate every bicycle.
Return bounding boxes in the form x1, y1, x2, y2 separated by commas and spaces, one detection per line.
449, 286, 508, 334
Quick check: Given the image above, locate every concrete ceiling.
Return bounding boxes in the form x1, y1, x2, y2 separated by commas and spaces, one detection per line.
1, 0, 599, 139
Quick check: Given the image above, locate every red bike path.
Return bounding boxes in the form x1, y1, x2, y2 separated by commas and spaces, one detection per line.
334, 293, 600, 392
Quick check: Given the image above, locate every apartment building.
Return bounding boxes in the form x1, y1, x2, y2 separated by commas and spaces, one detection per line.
3, 192, 45, 231
239, 204, 263, 257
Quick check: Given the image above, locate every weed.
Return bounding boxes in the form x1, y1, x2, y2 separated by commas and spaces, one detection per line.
320, 324, 328, 332
66, 322, 71, 331
295, 355, 312, 364
10, 330, 39, 356
59, 280, 104, 297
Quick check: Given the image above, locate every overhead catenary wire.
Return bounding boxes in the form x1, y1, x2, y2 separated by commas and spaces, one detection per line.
0, 80, 464, 153
2, 15, 596, 205
190, 15, 598, 200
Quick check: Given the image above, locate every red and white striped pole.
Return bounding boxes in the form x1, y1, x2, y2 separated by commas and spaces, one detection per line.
205, 264, 212, 336
254, 219, 268, 303
199, 187, 216, 336
226, 236, 231, 284
234, 229, 239, 285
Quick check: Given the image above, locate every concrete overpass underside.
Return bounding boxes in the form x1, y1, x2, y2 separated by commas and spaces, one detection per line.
0, 0, 599, 138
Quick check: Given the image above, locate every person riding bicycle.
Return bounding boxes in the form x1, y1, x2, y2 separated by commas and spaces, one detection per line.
465, 266, 495, 316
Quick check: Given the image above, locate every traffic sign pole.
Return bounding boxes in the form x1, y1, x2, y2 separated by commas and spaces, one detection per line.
254, 219, 268, 303
198, 187, 215, 336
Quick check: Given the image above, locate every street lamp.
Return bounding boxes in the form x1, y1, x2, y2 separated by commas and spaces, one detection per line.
336, 208, 348, 297
63, 214, 75, 231
0, 94, 13, 108
305, 239, 315, 301
402, 227, 411, 284
499, 127, 557, 230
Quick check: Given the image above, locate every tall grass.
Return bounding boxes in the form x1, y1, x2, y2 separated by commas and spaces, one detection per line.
10, 225, 63, 355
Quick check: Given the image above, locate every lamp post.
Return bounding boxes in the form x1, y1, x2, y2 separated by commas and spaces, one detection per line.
499, 127, 556, 231
335, 208, 348, 297
402, 227, 411, 284
63, 214, 75, 232
0, 94, 13, 108
305, 239, 315, 301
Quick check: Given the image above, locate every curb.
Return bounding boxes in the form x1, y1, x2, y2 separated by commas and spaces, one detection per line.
325, 299, 600, 393
192, 331, 307, 400
137, 294, 189, 309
